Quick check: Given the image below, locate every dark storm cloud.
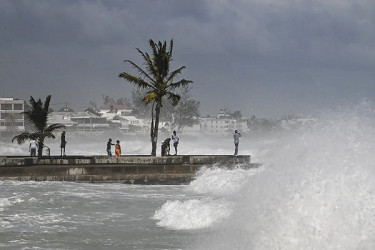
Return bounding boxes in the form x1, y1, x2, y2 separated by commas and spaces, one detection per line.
1, 0, 374, 117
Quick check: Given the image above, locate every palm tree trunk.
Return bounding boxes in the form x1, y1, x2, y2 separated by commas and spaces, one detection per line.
151, 102, 161, 156
150, 103, 155, 156
37, 139, 44, 157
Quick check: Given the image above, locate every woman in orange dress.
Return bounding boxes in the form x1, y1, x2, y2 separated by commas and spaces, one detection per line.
115, 140, 121, 157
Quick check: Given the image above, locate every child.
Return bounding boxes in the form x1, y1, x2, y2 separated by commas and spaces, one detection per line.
115, 140, 121, 157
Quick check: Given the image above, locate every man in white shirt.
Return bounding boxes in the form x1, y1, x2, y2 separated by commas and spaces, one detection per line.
172, 131, 179, 155
29, 138, 37, 156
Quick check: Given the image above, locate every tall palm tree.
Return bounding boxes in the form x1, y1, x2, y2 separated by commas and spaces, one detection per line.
12, 95, 65, 156
119, 39, 193, 156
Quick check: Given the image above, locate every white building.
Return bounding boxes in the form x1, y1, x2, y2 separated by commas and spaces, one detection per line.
199, 117, 248, 135
47, 111, 110, 134
47, 112, 78, 131
99, 105, 132, 116
114, 115, 147, 135
0, 98, 25, 137
71, 111, 110, 133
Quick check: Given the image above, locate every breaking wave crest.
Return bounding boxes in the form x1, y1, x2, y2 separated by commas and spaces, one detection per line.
191, 101, 375, 249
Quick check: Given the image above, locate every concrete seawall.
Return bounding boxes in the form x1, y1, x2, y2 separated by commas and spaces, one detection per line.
0, 155, 254, 184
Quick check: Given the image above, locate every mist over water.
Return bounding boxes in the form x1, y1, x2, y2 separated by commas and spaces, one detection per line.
186, 101, 375, 249
1, 101, 375, 249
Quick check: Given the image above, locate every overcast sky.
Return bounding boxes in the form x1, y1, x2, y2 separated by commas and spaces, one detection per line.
1, 0, 374, 118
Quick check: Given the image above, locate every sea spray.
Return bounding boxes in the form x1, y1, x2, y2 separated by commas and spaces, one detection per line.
153, 166, 261, 230
188, 165, 262, 196
153, 198, 232, 230
192, 102, 375, 250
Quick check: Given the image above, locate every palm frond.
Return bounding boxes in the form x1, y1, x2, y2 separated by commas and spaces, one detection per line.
149, 39, 158, 60
45, 123, 65, 133
122, 59, 155, 84
167, 79, 194, 90
144, 92, 158, 104
168, 40, 173, 59
166, 92, 181, 106
135, 49, 158, 79
29, 96, 37, 108
166, 66, 186, 84
119, 72, 154, 89
12, 132, 32, 144
41, 131, 56, 139
43, 95, 51, 114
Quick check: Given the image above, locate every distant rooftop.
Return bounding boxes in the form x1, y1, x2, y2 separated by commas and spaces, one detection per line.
0, 97, 23, 101
99, 104, 130, 111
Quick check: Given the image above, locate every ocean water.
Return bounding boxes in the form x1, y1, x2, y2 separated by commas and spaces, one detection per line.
1, 102, 375, 249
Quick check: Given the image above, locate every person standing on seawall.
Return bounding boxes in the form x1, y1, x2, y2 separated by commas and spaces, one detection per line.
233, 130, 241, 156
115, 140, 121, 157
107, 138, 115, 156
29, 137, 37, 156
60, 131, 67, 156
172, 131, 179, 155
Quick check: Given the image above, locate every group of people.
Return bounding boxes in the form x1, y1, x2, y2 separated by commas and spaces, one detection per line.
107, 138, 121, 157
29, 129, 242, 157
29, 131, 67, 156
161, 131, 180, 156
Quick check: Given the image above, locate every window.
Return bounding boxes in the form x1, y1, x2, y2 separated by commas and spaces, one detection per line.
13, 113, 23, 119
1, 113, 12, 119
14, 104, 23, 110
1, 104, 12, 110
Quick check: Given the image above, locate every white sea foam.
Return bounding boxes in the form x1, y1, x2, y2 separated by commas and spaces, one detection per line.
192, 101, 375, 250
153, 164, 261, 230
0, 198, 12, 211
189, 165, 261, 196
153, 198, 232, 230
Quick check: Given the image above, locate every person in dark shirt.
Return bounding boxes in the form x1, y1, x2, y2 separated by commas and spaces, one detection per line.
60, 131, 67, 156
107, 138, 115, 156
233, 130, 242, 155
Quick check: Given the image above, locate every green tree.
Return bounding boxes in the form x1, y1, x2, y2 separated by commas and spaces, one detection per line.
231, 110, 243, 120
129, 88, 152, 116
12, 95, 65, 156
119, 39, 193, 156
167, 86, 200, 132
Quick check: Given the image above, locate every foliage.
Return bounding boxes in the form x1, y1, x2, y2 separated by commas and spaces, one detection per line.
84, 108, 102, 117
119, 39, 193, 156
12, 95, 65, 156
129, 88, 152, 115
58, 106, 74, 112
231, 110, 243, 120
88, 100, 97, 111
162, 86, 200, 132
102, 95, 131, 107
